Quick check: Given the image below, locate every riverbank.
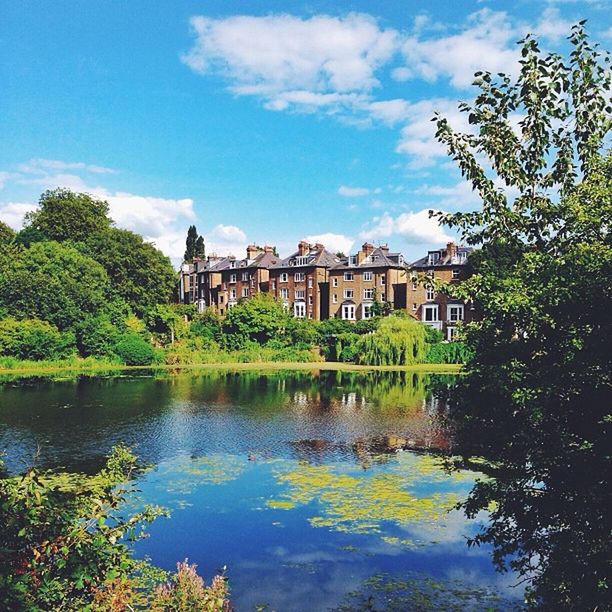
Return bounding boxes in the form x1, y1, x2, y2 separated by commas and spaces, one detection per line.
0, 357, 462, 379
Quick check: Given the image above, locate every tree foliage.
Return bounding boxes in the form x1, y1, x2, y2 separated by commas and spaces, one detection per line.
0, 221, 15, 244
184, 225, 205, 262
0, 241, 112, 331
0, 317, 76, 361
25, 188, 112, 243
434, 25, 611, 609
356, 316, 426, 366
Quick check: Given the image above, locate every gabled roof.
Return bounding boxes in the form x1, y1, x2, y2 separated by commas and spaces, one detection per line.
410, 245, 473, 268
331, 246, 406, 270
271, 246, 341, 270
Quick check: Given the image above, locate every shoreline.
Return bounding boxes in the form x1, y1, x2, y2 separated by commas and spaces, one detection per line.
0, 360, 463, 378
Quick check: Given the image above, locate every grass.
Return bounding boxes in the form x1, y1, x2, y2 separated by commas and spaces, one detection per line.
0, 356, 462, 379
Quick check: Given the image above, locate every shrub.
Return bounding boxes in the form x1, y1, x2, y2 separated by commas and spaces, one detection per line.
356, 316, 427, 366
425, 341, 472, 364
424, 325, 444, 344
74, 315, 122, 358
0, 317, 76, 361
114, 334, 156, 366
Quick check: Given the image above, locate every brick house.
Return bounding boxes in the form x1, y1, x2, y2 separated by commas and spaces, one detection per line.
328, 243, 407, 320
269, 241, 340, 320
408, 241, 475, 340
194, 245, 278, 315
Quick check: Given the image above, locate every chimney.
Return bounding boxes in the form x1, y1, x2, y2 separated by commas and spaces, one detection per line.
314, 243, 325, 251
264, 245, 274, 254
446, 241, 458, 259
380, 244, 389, 254
298, 240, 310, 256
246, 244, 262, 260
362, 242, 374, 257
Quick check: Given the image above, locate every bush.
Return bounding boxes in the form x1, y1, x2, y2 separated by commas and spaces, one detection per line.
74, 315, 122, 358
114, 334, 157, 366
424, 325, 444, 344
0, 317, 76, 361
190, 309, 222, 342
425, 341, 473, 364
356, 316, 427, 366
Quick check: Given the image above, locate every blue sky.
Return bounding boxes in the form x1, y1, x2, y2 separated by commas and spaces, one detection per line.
1, 1, 609, 263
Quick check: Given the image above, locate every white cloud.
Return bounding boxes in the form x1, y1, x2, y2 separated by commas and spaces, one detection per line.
304, 232, 354, 254
18, 158, 116, 175
360, 209, 454, 245
366, 98, 411, 124
205, 223, 248, 257
0, 172, 12, 190
338, 185, 370, 197
413, 180, 480, 209
181, 13, 398, 113
0, 202, 38, 230
533, 7, 574, 43
397, 9, 520, 89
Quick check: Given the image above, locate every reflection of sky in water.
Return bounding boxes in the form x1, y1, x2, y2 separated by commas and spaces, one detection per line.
135, 452, 522, 610
0, 371, 523, 609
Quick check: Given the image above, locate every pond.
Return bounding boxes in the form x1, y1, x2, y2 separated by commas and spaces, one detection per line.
0, 369, 523, 610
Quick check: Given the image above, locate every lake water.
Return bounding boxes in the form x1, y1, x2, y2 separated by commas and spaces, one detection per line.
0, 369, 523, 610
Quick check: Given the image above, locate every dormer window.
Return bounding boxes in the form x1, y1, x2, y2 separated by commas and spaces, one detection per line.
349, 256, 357, 266
295, 256, 309, 266
427, 252, 440, 266
230, 260, 236, 269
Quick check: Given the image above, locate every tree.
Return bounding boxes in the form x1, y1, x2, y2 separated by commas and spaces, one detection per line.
195, 235, 206, 259
0, 221, 15, 244
433, 25, 611, 608
79, 227, 176, 315
24, 188, 112, 243
0, 241, 112, 331
184, 225, 198, 262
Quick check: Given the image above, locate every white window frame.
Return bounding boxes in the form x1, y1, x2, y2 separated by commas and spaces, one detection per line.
229, 273, 237, 284
341, 304, 356, 320
242, 271, 250, 281
452, 269, 460, 280
294, 302, 306, 318
280, 272, 288, 283
280, 288, 289, 301
332, 278, 338, 287
412, 302, 417, 311
363, 271, 373, 281
423, 304, 439, 322
308, 277, 313, 288
229, 288, 237, 300
294, 272, 305, 282
363, 288, 374, 300
380, 275, 385, 286
295, 289, 305, 299
426, 285, 435, 301
343, 289, 354, 299
447, 326, 458, 341
241, 287, 249, 298
295, 256, 309, 266
332, 294, 338, 304
344, 272, 354, 281
362, 303, 372, 319
447, 304, 464, 322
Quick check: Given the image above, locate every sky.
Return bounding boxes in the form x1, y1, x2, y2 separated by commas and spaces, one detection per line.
1, 1, 610, 264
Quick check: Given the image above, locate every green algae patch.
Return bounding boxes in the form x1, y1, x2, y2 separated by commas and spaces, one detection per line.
266, 453, 474, 538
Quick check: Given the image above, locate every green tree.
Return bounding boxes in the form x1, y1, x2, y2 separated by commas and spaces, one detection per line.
24, 188, 112, 243
195, 234, 206, 259
0, 241, 112, 331
0, 221, 15, 244
434, 25, 611, 608
184, 225, 198, 262
356, 316, 426, 366
0, 317, 76, 361
79, 227, 176, 315
221, 293, 290, 348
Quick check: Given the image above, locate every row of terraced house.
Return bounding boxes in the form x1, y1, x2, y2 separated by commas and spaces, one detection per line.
178, 240, 476, 340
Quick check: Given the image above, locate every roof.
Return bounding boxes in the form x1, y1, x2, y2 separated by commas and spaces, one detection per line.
271, 245, 341, 270
196, 251, 279, 273
410, 245, 473, 268
331, 246, 406, 271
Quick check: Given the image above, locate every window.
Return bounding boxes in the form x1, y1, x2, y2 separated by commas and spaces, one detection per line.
295, 290, 305, 299
294, 272, 305, 282
242, 271, 250, 281
343, 289, 354, 299
380, 275, 385, 285
280, 288, 289, 301
230, 260, 236, 269
230, 288, 236, 299
447, 304, 464, 322
332, 278, 338, 287
427, 252, 440, 265
294, 302, 306, 318
362, 304, 372, 319
341, 304, 356, 320
423, 304, 439, 322
241, 287, 249, 298
229, 273, 237, 284
308, 295, 313, 305
412, 302, 417, 311
363, 288, 374, 300
219, 295, 224, 304
412, 279, 417, 290
280, 273, 288, 283
344, 272, 354, 281
447, 326, 458, 341
380, 292, 385, 301
363, 271, 373, 281
308, 312, 313, 319
452, 269, 460, 280
426, 285, 435, 301
308, 277, 313, 288
295, 256, 309, 266
349, 256, 357, 265
332, 294, 338, 304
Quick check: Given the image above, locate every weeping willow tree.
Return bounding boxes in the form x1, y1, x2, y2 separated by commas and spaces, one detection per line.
356, 316, 426, 366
